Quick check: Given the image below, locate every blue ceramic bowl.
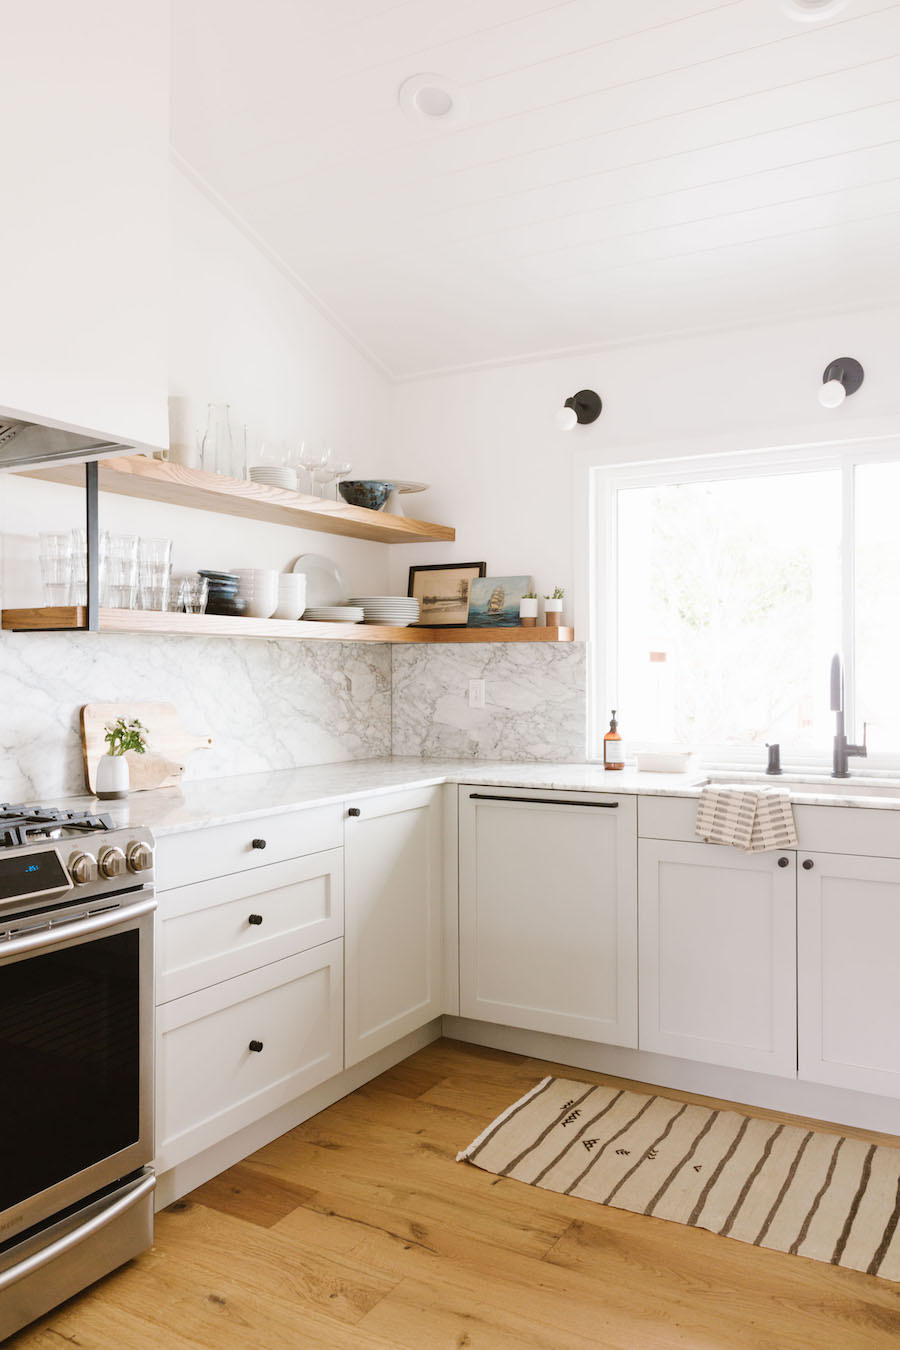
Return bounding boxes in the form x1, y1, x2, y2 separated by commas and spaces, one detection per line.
338, 480, 395, 511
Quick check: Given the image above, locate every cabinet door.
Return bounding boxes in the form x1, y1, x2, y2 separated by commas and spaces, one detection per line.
459, 788, 637, 1045
156, 940, 344, 1171
639, 841, 796, 1076
344, 787, 443, 1068
798, 852, 900, 1097
0, 1, 167, 449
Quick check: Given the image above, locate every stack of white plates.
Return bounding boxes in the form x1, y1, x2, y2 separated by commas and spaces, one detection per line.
249, 465, 298, 491
348, 595, 421, 627
303, 606, 364, 623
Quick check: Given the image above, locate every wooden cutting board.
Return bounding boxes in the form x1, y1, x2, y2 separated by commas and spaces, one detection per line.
81, 702, 213, 794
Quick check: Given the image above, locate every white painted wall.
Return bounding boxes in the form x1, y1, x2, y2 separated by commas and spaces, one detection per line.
386, 305, 900, 629
1, 165, 393, 606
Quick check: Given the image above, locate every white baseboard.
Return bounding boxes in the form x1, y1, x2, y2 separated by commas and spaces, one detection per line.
442, 1017, 900, 1137
154, 1018, 443, 1209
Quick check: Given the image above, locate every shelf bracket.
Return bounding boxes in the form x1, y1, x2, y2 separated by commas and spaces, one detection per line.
85, 460, 100, 632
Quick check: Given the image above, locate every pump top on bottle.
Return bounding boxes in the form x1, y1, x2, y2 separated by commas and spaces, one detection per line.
603, 710, 625, 771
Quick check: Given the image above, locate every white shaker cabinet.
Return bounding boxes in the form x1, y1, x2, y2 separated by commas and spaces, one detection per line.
0, 1, 168, 449
638, 841, 797, 1077
798, 852, 900, 1097
458, 787, 638, 1045
343, 787, 443, 1068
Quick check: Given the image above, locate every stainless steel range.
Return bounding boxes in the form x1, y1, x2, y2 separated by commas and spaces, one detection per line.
0, 803, 156, 1340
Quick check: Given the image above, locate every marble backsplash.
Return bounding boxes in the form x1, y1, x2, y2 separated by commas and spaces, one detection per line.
0, 633, 586, 801
0, 631, 391, 801
391, 642, 586, 761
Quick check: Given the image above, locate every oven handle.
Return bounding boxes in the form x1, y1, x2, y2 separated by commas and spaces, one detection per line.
0, 894, 156, 960
0, 1169, 156, 1292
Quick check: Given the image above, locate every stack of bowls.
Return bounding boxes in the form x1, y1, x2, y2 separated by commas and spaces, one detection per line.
200, 570, 245, 617
347, 595, 421, 627
272, 572, 308, 621
233, 568, 279, 618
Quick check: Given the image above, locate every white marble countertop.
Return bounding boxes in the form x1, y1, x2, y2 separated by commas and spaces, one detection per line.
64, 758, 900, 836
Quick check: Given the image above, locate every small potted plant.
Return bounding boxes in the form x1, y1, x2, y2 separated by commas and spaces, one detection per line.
519, 590, 539, 627
97, 717, 148, 800
544, 586, 564, 626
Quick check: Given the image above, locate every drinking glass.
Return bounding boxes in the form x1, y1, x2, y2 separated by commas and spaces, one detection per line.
104, 534, 139, 609
39, 533, 73, 604
137, 537, 172, 610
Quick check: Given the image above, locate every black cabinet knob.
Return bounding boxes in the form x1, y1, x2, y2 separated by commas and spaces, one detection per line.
248, 913, 263, 926
248, 1040, 264, 1053
251, 838, 267, 850
347, 807, 361, 817
802, 859, 814, 870
777, 856, 790, 868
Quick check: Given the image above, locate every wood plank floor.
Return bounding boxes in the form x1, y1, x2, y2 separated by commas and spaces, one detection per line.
9, 1038, 900, 1349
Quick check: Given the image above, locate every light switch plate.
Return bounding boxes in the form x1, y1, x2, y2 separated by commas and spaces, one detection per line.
468, 678, 486, 709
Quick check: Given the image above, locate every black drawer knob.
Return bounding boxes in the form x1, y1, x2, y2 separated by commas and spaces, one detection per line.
248, 913, 263, 926
251, 838, 267, 850
802, 859, 815, 870
248, 1040, 264, 1053
777, 856, 790, 868
347, 807, 361, 817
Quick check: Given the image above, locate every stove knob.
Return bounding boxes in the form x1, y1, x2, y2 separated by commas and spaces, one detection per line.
97, 845, 127, 879
126, 841, 153, 873
69, 851, 97, 886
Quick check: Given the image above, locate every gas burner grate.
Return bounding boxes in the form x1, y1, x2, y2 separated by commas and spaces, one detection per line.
0, 804, 117, 849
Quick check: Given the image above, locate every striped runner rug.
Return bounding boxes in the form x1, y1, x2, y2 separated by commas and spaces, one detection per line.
457, 1077, 900, 1281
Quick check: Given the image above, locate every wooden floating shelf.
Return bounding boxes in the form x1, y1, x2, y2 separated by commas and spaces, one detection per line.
1, 608, 574, 644
23, 455, 455, 545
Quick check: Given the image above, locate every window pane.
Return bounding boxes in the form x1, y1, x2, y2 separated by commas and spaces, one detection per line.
616, 470, 841, 749
855, 461, 900, 750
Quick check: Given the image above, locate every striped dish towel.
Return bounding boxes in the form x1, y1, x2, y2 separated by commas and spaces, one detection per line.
695, 785, 797, 852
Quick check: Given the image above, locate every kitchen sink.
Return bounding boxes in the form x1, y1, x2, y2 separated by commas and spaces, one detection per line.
697, 771, 900, 801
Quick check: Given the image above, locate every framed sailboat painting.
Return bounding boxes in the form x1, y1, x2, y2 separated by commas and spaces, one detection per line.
467, 575, 533, 628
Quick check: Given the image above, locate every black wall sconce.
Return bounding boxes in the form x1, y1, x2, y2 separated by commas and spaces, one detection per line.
819, 357, 864, 408
555, 389, 602, 431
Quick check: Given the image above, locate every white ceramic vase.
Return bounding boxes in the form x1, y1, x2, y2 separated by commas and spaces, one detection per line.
96, 753, 130, 800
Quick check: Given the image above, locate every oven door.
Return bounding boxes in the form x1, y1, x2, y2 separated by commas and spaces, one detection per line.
0, 893, 155, 1244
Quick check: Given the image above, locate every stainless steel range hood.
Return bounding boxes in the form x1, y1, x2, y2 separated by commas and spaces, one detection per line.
0, 415, 133, 472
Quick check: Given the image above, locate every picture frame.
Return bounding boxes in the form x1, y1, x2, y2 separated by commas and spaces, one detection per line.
408, 561, 487, 627
467, 575, 533, 628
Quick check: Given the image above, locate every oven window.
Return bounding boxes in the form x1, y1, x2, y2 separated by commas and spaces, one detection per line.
0, 930, 140, 1211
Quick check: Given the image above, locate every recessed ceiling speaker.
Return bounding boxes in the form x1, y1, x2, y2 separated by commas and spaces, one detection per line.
781, 0, 851, 21
398, 74, 458, 123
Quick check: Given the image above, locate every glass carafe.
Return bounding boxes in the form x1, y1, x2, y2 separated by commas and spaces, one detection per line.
200, 403, 241, 478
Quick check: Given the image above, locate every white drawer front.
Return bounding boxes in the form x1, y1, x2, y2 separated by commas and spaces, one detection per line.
638, 794, 700, 842
155, 940, 343, 1170
157, 849, 344, 1003
156, 804, 343, 890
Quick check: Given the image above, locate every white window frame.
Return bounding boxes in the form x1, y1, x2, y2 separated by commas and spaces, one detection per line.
587, 438, 900, 769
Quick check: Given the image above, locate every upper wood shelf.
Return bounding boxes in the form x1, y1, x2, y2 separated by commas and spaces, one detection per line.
1, 608, 575, 644
22, 455, 456, 545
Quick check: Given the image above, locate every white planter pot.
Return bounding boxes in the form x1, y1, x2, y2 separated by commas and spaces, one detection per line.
544, 598, 563, 627
96, 753, 130, 800
519, 597, 538, 627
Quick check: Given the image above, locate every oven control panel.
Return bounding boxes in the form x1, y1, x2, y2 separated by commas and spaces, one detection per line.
0, 830, 154, 912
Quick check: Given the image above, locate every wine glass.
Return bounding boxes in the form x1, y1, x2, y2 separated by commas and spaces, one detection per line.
311, 447, 336, 498
296, 441, 328, 495
331, 460, 353, 501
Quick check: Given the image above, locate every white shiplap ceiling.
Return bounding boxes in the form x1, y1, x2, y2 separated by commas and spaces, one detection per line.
170, 0, 900, 378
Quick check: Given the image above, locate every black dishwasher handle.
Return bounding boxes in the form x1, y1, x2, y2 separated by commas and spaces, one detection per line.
468, 793, 618, 808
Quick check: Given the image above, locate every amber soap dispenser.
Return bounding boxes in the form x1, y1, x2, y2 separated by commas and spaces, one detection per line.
603, 710, 625, 771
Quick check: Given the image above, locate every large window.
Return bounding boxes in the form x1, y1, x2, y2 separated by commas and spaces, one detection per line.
594, 447, 900, 766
